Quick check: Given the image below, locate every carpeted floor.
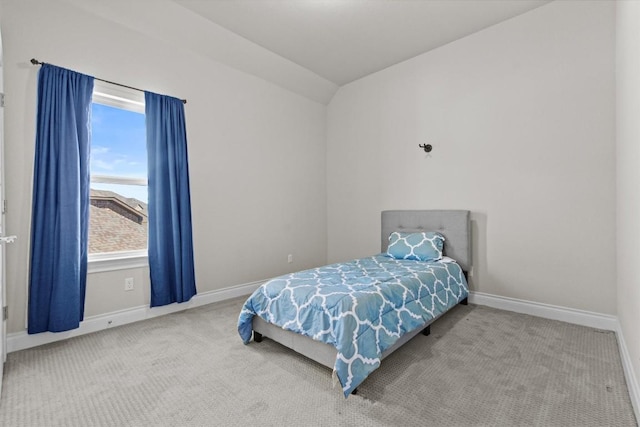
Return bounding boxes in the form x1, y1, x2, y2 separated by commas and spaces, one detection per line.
0, 298, 636, 426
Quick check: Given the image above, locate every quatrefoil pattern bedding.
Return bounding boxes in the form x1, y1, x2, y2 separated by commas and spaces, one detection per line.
238, 254, 468, 397
386, 231, 445, 262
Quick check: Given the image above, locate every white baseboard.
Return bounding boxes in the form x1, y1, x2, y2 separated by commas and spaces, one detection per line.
7, 280, 264, 353
469, 291, 639, 422
469, 291, 618, 331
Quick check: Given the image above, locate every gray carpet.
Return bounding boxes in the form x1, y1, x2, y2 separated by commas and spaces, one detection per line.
0, 298, 636, 426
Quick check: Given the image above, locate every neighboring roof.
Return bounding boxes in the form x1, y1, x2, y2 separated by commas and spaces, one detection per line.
89, 190, 147, 254
90, 189, 148, 219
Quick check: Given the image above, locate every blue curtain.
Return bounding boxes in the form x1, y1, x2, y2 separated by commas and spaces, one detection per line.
145, 91, 197, 307
28, 64, 94, 334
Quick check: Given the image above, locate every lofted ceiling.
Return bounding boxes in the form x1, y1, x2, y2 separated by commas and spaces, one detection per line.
175, 0, 552, 86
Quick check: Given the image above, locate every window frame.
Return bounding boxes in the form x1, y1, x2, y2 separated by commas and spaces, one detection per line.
88, 81, 148, 273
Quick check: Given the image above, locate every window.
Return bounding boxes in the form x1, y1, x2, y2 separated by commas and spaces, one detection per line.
88, 81, 148, 271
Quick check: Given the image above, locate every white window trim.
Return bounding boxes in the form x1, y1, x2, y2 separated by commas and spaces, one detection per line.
88, 81, 148, 273
91, 175, 147, 186
88, 250, 148, 274
93, 80, 145, 113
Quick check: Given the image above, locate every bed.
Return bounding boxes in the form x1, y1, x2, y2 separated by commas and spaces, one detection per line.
238, 210, 471, 397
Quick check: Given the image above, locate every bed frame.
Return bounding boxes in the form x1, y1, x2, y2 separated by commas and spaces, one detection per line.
252, 210, 471, 391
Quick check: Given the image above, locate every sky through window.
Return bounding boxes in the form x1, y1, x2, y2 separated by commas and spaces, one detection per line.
90, 102, 148, 203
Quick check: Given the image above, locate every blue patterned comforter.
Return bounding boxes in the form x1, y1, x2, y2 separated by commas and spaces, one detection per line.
238, 254, 468, 397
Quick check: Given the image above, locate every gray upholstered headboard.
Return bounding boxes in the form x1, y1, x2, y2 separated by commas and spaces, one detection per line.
381, 210, 471, 273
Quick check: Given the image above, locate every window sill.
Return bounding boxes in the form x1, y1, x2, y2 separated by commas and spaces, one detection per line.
88, 250, 148, 274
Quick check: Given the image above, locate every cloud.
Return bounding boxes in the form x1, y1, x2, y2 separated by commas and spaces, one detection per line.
91, 159, 115, 171
92, 146, 110, 155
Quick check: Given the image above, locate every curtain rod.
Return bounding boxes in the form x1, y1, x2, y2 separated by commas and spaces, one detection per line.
30, 58, 187, 104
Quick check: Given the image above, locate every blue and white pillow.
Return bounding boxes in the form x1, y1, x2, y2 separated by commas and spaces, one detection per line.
387, 231, 445, 262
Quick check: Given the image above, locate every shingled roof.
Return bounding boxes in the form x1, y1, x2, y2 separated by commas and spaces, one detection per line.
89, 189, 148, 254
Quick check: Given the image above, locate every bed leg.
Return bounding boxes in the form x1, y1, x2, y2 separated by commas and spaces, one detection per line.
460, 297, 468, 306
254, 331, 263, 343
421, 325, 431, 336
351, 388, 358, 395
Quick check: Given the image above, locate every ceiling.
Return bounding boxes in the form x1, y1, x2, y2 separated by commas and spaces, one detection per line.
175, 0, 552, 86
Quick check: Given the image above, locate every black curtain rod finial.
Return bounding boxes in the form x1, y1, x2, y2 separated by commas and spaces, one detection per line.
31, 58, 43, 65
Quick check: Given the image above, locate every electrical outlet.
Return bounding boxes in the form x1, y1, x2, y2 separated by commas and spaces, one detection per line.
287, 254, 293, 263
124, 277, 134, 291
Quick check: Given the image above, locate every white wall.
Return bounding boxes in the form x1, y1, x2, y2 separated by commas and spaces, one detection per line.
0, 0, 621, 339
327, 0, 616, 314
616, 0, 640, 408
1, 0, 327, 333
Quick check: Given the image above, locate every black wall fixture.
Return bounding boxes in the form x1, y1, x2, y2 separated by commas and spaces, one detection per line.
419, 143, 432, 153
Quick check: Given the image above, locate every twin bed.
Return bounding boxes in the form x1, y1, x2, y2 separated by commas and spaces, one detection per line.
238, 210, 471, 397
